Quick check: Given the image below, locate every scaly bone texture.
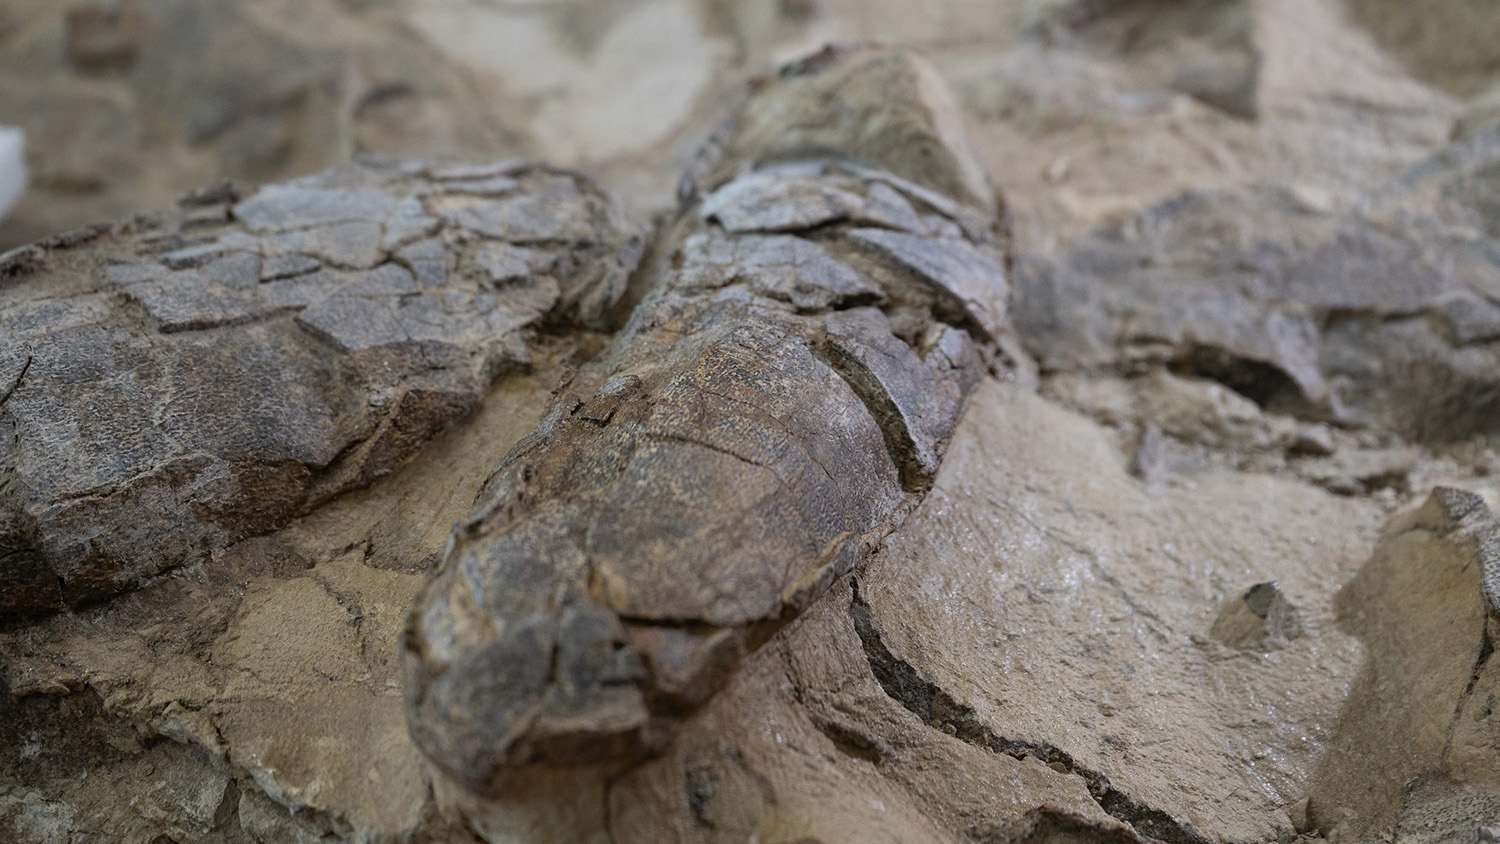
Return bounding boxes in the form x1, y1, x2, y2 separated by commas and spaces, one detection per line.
401, 46, 1012, 794
0, 161, 641, 619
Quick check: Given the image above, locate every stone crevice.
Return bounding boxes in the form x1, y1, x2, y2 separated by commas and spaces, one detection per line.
848, 578, 1208, 844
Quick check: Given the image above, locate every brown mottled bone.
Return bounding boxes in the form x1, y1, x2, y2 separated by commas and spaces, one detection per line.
401, 46, 1011, 795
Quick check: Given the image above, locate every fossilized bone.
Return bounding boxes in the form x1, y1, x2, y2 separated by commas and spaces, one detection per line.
401, 46, 1012, 794
0, 162, 640, 619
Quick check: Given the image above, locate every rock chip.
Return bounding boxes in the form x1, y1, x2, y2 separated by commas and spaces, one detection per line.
850, 228, 1009, 342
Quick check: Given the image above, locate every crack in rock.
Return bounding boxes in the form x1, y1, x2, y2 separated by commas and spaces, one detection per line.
848, 579, 1209, 844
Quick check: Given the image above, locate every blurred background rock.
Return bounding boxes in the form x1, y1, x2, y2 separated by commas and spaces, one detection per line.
1, 0, 1497, 254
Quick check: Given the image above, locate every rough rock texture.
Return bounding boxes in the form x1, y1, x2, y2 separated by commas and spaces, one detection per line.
1307, 487, 1500, 842
1013, 123, 1500, 444
1, 364, 568, 844
7, 3, 1500, 844
402, 46, 1007, 794
1343, 0, 1500, 97
606, 380, 1384, 844
0, 160, 639, 618
0, 0, 528, 248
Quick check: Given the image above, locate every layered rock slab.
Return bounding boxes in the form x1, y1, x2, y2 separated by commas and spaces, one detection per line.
0, 159, 640, 618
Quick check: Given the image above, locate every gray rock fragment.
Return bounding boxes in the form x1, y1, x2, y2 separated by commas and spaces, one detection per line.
427, 160, 527, 182
443, 177, 596, 242
1431, 291, 1500, 344
701, 165, 864, 232
472, 242, 549, 287
296, 294, 407, 351
698, 164, 929, 234
1278, 225, 1455, 313
266, 221, 385, 269
395, 238, 447, 288
822, 307, 968, 491
1288, 425, 1336, 457
440, 175, 519, 197
203, 252, 262, 288
159, 240, 239, 270
382, 195, 441, 252
850, 227, 1009, 341
1296, 447, 1416, 496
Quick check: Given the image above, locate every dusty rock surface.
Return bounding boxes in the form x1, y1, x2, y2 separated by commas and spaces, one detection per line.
6, 2, 1500, 844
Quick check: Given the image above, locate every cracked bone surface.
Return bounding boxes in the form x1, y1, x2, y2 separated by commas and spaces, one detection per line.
0, 160, 640, 619
400, 46, 1008, 792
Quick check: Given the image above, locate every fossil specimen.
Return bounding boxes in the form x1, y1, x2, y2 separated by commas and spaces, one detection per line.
400, 46, 1013, 794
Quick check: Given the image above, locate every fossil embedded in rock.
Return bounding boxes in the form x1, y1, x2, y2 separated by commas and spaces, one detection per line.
0, 161, 640, 619
1211, 581, 1303, 651
400, 46, 1010, 795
